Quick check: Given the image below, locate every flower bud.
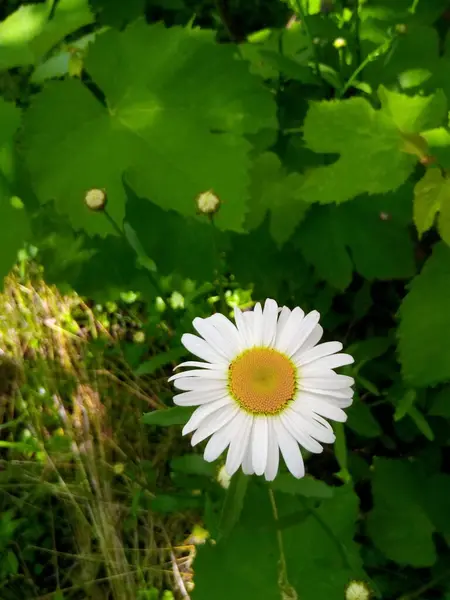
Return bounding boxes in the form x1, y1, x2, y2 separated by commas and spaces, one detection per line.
395, 23, 407, 34
345, 580, 371, 600
84, 188, 107, 212
196, 190, 220, 216
333, 37, 347, 49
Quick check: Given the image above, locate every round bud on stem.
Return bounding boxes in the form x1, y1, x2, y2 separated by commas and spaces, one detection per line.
395, 23, 407, 34
84, 188, 107, 212
196, 190, 220, 216
333, 37, 347, 49
345, 580, 371, 600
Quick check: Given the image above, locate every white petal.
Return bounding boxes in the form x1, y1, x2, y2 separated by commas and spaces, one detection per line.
301, 396, 348, 422
242, 311, 256, 346
275, 307, 305, 354
264, 419, 279, 481
299, 324, 323, 353
300, 373, 354, 390
309, 386, 354, 399
273, 419, 305, 478
242, 443, 254, 475
252, 302, 264, 346
182, 397, 232, 435
190, 404, 239, 446
277, 307, 291, 336
252, 416, 268, 476
295, 390, 353, 410
300, 354, 354, 375
174, 361, 224, 371
296, 341, 343, 366
193, 317, 235, 360
173, 389, 227, 406
280, 410, 323, 454
234, 307, 252, 346
287, 406, 335, 444
181, 333, 226, 364
173, 377, 227, 392
262, 299, 279, 347
225, 414, 253, 477
208, 313, 242, 355
286, 310, 321, 357
168, 369, 227, 383
203, 411, 242, 462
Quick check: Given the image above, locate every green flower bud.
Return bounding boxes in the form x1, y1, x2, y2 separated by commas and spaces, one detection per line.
84, 188, 107, 211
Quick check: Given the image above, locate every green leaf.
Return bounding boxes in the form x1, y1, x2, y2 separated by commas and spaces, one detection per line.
126, 191, 225, 282
194, 484, 280, 600
347, 399, 382, 438
296, 194, 415, 290
394, 389, 417, 421
246, 152, 308, 246
398, 242, 450, 387
23, 20, 276, 235
423, 473, 450, 536
135, 348, 187, 376
413, 167, 450, 242
281, 485, 366, 599
428, 386, 450, 417
170, 454, 215, 478
271, 474, 334, 498
218, 470, 249, 540
300, 97, 415, 204
378, 86, 447, 133
0, 0, 94, 70
142, 406, 193, 427
367, 458, 436, 567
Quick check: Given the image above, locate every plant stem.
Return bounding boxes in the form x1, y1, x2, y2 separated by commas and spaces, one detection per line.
338, 37, 392, 98
293, 0, 321, 78
210, 216, 227, 315
268, 488, 297, 597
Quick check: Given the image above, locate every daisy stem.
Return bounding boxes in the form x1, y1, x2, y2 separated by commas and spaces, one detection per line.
210, 217, 227, 315
268, 488, 292, 593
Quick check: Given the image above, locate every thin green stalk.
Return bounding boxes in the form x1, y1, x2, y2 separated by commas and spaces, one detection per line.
293, 0, 321, 78
210, 216, 227, 315
337, 37, 392, 98
268, 488, 297, 598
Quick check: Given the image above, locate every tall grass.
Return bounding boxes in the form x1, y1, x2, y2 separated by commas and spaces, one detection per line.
0, 268, 194, 599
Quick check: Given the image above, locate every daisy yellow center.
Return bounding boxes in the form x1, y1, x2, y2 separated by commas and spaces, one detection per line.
228, 348, 297, 415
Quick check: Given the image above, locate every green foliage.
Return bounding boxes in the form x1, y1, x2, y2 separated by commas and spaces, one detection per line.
0, 0, 94, 70
399, 243, 450, 387
23, 20, 276, 235
300, 96, 415, 204
367, 459, 436, 567
3, 0, 450, 597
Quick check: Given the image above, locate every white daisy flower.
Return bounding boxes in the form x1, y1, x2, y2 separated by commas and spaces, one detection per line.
169, 299, 354, 481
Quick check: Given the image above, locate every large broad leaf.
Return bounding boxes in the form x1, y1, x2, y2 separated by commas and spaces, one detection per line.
23, 20, 277, 235
367, 458, 436, 567
295, 192, 415, 290
0, 0, 94, 70
398, 242, 450, 387
378, 86, 447, 134
299, 96, 415, 204
194, 483, 364, 600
